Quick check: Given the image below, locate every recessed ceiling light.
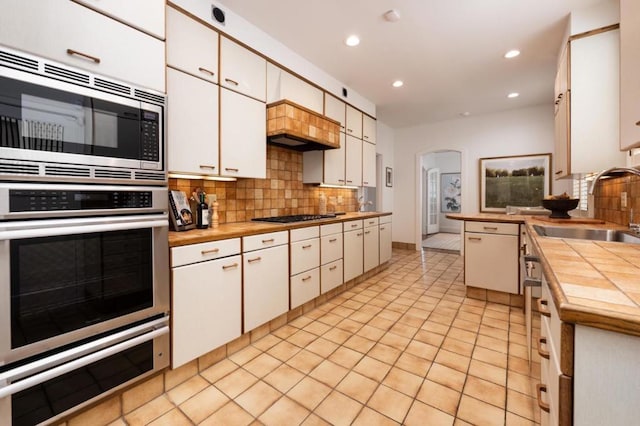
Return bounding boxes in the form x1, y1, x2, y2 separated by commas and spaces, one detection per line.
345, 35, 360, 47
507, 92, 520, 98
460, 112, 471, 117
392, 80, 404, 88
383, 9, 401, 22
504, 49, 520, 59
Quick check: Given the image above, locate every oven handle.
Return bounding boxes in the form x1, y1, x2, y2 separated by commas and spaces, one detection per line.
0, 324, 169, 399
0, 214, 168, 240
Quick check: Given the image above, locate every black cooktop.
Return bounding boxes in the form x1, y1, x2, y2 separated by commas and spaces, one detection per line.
252, 214, 337, 223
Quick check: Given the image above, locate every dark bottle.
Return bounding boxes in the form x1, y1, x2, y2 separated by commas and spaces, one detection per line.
196, 193, 209, 229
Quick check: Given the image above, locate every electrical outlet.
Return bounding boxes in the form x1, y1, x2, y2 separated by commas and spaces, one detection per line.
337, 196, 343, 205
621, 191, 628, 208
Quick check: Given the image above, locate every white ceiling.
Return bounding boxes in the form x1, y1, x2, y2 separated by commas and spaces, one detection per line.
217, 0, 606, 128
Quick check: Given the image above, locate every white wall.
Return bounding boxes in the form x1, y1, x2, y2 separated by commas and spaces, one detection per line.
376, 121, 395, 213
393, 104, 570, 247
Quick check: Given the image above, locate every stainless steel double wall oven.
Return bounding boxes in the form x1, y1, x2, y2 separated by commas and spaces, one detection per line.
0, 46, 170, 425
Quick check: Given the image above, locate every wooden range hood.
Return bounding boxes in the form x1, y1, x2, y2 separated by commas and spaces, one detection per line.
266, 99, 341, 151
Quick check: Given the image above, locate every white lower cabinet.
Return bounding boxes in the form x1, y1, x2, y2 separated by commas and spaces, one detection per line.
320, 223, 344, 293
464, 221, 519, 294
290, 227, 320, 309
363, 217, 379, 272
343, 220, 364, 282
243, 231, 289, 331
379, 216, 392, 263
171, 239, 242, 368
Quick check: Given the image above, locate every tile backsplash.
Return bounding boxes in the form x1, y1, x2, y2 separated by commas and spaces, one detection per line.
169, 145, 359, 224
592, 173, 640, 226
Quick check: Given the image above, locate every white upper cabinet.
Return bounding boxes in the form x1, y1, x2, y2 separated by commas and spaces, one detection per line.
220, 88, 267, 179
266, 64, 323, 113
345, 105, 363, 139
620, 0, 640, 150
167, 68, 219, 176
345, 135, 363, 186
166, 6, 219, 84
324, 95, 346, 133
324, 133, 347, 185
362, 115, 377, 144
0, 0, 165, 92
220, 37, 266, 102
74, 0, 165, 39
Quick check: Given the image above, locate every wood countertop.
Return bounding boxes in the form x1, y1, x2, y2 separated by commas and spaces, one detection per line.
169, 212, 391, 248
450, 213, 640, 337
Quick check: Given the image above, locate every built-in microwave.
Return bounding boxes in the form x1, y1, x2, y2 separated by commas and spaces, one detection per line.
0, 46, 166, 185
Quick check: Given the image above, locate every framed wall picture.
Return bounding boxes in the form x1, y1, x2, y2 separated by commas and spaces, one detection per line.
386, 167, 393, 187
479, 153, 551, 212
441, 173, 461, 212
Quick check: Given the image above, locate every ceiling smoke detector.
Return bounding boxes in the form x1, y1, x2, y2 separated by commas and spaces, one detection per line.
383, 9, 400, 22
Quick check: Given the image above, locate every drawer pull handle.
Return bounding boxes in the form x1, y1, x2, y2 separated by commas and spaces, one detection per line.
347, 128, 353, 133
537, 298, 551, 317
636, 120, 640, 126
222, 263, 238, 270
302, 275, 312, 282
198, 67, 215, 76
365, 231, 371, 234
225, 167, 239, 172
225, 78, 239, 86
346, 180, 353, 183
262, 238, 275, 244
329, 238, 337, 243
302, 244, 312, 249
66, 49, 100, 63
247, 257, 261, 263
199, 164, 216, 170
380, 227, 385, 230
351, 224, 358, 228
536, 384, 550, 413
555, 170, 563, 175
201, 248, 220, 255
329, 266, 337, 271
338, 179, 345, 182
483, 226, 498, 231
468, 237, 482, 241
357, 232, 363, 236
537, 337, 550, 359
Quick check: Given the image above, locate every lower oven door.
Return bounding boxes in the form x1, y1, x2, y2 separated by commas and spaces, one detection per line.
0, 214, 169, 364
0, 315, 169, 426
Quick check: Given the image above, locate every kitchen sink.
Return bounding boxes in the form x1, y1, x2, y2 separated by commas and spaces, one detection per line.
532, 224, 640, 244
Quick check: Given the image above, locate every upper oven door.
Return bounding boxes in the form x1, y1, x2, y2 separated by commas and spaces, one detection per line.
0, 67, 162, 170
0, 213, 169, 364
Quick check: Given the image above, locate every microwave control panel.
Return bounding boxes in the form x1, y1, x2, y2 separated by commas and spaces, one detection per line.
9, 189, 153, 212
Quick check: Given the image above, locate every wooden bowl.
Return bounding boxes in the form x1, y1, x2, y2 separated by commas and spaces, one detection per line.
541, 198, 580, 219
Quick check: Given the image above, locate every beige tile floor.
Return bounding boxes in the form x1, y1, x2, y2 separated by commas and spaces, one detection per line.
422, 233, 461, 252
117, 248, 541, 425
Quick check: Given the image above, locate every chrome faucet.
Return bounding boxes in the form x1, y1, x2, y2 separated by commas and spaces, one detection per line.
357, 195, 373, 212
588, 166, 640, 195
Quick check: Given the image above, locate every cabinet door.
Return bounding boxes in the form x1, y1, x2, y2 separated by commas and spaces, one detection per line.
75, 0, 165, 39
172, 255, 242, 368
363, 226, 379, 272
167, 68, 219, 175
220, 88, 267, 179
362, 141, 376, 187
379, 223, 392, 263
620, 0, 640, 150
324, 133, 346, 185
345, 135, 363, 186
166, 7, 218, 83
0, 0, 165, 92
554, 90, 569, 179
343, 229, 363, 282
362, 115, 376, 144
220, 37, 266, 101
464, 232, 519, 293
325, 95, 346, 132
345, 105, 363, 139
243, 245, 289, 331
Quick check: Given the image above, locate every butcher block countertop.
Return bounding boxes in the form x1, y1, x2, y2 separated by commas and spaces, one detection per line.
169, 211, 391, 248
448, 213, 640, 337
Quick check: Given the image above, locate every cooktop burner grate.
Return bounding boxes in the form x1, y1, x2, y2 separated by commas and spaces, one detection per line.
252, 214, 336, 223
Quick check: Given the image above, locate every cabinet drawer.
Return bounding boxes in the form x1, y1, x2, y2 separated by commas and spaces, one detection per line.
321, 222, 342, 236
343, 219, 363, 232
0, 0, 165, 92
291, 267, 320, 309
243, 231, 288, 252
541, 278, 562, 368
465, 221, 519, 235
321, 233, 343, 265
321, 260, 343, 294
379, 215, 392, 224
171, 238, 240, 267
290, 238, 320, 275
75, 0, 165, 39
364, 217, 379, 227
291, 226, 320, 242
